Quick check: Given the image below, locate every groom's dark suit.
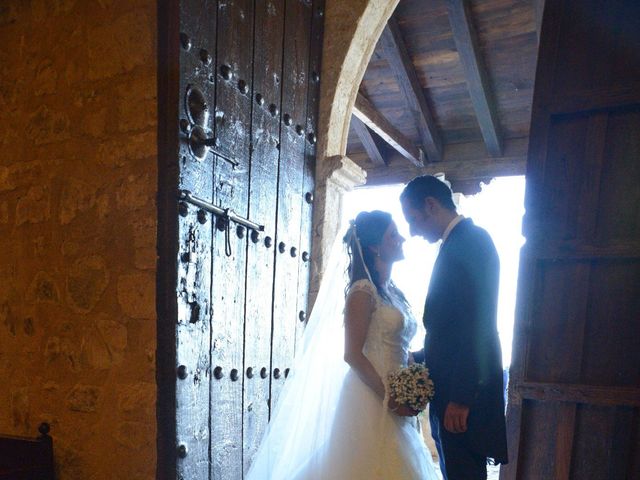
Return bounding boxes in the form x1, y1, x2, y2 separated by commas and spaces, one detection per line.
418, 218, 508, 478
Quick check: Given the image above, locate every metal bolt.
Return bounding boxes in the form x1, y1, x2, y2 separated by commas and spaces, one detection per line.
214, 366, 223, 380
246, 367, 254, 379
236, 225, 245, 239
255, 93, 264, 106
260, 367, 268, 379
179, 33, 191, 51
284, 368, 290, 378
311, 71, 320, 82
269, 103, 279, 117
273, 368, 281, 379
197, 210, 207, 224
238, 79, 249, 95
283, 113, 293, 126
220, 64, 232, 80
295, 125, 304, 136
177, 365, 188, 380
250, 230, 260, 243
305, 192, 313, 204
179, 118, 191, 133
177, 444, 188, 459
230, 368, 239, 382
299, 310, 306, 322
199, 49, 212, 65
302, 251, 310, 262
264, 236, 273, 248
290, 246, 297, 258
307, 132, 317, 144
178, 202, 189, 217
278, 242, 286, 254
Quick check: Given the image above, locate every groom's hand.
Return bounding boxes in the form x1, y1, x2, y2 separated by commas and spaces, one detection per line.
443, 402, 469, 433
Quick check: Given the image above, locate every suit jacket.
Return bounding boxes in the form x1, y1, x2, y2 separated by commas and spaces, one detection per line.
420, 218, 508, 463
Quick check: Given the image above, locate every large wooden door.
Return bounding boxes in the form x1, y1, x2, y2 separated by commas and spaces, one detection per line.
504, 1, 640, 479
157, 1, 324, 478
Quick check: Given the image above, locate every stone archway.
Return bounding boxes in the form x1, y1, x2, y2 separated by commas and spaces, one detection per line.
311, 0, 399, 292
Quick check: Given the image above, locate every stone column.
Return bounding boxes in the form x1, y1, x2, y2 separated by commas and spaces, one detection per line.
309, 155, 366, 307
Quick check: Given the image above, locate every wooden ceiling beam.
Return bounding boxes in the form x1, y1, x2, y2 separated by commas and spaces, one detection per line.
446, 0, 503, 156
379, 17, 443, 162
357, 154, 525, 187
350, 115, 387, 166
350, 138, 528, 186
353, 92, 425, 167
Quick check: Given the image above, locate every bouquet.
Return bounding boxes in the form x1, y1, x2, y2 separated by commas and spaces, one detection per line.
387, 363, 435, 412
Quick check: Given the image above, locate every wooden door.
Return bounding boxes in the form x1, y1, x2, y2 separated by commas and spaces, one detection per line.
504, 1, 640, 479
157, 1, 324, 478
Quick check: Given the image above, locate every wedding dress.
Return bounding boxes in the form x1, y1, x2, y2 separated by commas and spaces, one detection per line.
246, 239, 439, 480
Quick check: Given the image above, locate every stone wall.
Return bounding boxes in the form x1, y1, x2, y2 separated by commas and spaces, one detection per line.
0, 1, 157, 478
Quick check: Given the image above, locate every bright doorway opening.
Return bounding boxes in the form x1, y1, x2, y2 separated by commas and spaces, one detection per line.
340, 176, 526, 368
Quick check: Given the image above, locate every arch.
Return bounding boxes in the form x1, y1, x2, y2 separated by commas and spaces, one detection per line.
318, 0, 400, 160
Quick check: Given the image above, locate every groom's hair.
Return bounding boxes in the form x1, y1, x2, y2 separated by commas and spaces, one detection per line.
400, 175, 456, 211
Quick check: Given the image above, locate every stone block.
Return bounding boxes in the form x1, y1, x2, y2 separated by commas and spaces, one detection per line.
16, 185, 51, 225
86, 10, 153, 80
0, 201, 8, 223
115, 421, 153, 450
0, 3, 19, 26
117, 272, 155, 319
117, 383, 154, 418
97, 131, 156, 168
67, 384, 101, 412
81, 314, 128, 369
11, 387, 30, 431
30, 0, 79, 22
28, 271, 61, 303
66, 255, 109, 313
33, 59, 58, 96
27, 105, 71, 145
115, 173, 154, 210
59, 177, 99, 225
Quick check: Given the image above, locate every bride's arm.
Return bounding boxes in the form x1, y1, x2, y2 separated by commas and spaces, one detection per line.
343, 291, 386, 400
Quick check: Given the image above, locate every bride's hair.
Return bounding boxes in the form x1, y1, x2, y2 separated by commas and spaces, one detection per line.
343, 210, 392, 300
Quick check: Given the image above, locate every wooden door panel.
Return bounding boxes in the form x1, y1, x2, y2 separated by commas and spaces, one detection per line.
541, 115, 589, 241
296, 0, 324, 344
242, 0, 285, 474
596, 109, 640, 243
581, 260, 640, 386
270, 0, 313, 407
209, 1, 254, 478
174, 1, 218, 478
159, 1, 323, 478
505, 1, 640, 478
553, 0, 640, 94
517, 401, 562, 479
571, 404, 639, 480
525, 260, 589, 383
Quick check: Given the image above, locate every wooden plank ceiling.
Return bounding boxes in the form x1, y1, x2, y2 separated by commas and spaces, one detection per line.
348, 0, 540, 193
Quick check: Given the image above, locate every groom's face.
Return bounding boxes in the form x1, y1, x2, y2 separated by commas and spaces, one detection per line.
401, 198, 440, 243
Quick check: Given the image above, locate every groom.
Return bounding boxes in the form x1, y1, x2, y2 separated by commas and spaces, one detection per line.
400, 175, 508, 480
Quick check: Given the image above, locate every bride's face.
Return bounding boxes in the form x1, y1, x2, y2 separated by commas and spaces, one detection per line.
377, 221, 405, 263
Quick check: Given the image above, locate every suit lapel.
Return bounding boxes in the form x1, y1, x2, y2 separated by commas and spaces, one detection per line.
423, 218, 472, 327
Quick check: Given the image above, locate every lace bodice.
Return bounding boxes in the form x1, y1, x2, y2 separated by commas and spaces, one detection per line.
348, 279, 417, 381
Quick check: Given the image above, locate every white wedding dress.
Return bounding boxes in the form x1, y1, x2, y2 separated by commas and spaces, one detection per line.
247, 276, 440, 480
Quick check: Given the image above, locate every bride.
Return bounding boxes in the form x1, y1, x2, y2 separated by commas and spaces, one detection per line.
246, 210, 439, 479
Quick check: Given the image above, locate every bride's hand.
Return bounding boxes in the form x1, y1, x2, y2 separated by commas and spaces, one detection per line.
388, 395, 418, 417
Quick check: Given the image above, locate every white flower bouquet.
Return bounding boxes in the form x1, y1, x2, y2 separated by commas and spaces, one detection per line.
387, 363, 435, 412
